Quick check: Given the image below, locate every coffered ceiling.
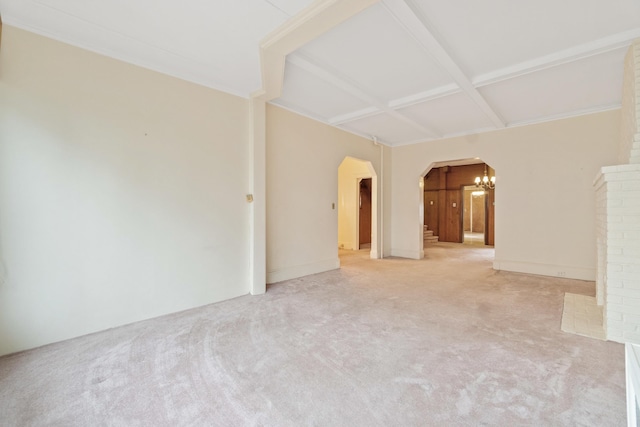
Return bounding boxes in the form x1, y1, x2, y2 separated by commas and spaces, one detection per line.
2, 0, 639, 146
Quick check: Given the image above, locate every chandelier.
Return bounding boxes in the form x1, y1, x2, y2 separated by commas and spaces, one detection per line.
475, 165, 495, 190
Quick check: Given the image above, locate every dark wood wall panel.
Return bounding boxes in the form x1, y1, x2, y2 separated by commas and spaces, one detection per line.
423, 163, 495, 245
424, 190, 439, 236
485, 189, 495, 246
359, 179, 372, 245
445, 164, 485, 190
445, 190, 462, 243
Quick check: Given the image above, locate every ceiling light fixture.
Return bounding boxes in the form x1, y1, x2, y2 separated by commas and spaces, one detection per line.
475, 165, 495, 190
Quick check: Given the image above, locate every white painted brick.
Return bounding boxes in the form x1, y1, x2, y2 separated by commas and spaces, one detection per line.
621, 181, 640, 190
606, 246, 623, 255
609, 264, 624, 272
607, 254, 640, 264
608, 205, 638, 215
623, 314, 640, 325
606, 182, 623, 191
622, 198, 640, 207
607, 303, 640, 316
606, 278, 623, 288
622, 332, 640, 344
622, 279, 640, 289
609, 311, 624, 321
621, 296, 640, 307
619, 192, 640, 200
607, 222, 640, 231
622, 264, 640, 274
608, 294, 623, 304
621, 215, 640, 225
622, 247, 640, 258
608, 329, 624, 340
622, 231, 640, 240
606, 318, 624, 330
615, 288, 640, 299
606, 215, 623, 223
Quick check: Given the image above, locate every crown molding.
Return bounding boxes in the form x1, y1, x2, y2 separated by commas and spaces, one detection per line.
473, 29, 640, 88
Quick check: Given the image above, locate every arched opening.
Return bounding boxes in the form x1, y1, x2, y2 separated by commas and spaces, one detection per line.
421, 158, 495, 254
338, 156, 378, 259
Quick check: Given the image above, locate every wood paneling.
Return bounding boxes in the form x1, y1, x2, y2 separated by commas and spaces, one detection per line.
359, 179, 372, 246
485, 188, 495, 246
423, 170, 440, 191
445, 190, 462, 243
424, 190, 439, 236
424, 163, 495, 245
445, 164, 485, 190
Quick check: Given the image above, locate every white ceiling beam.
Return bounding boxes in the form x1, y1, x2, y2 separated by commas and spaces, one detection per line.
288, 52, 440, 138
473, 29, 640, 87
330, 106, 380, 125
388, 84, 460, 109
259, 0, 379, 101
381, 0, 505, 129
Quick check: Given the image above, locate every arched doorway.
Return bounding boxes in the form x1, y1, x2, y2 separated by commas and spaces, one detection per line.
421, 159, 495, 251
338, 157, 378, 259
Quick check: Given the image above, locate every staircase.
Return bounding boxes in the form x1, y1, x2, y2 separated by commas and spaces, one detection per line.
423, 225, 439, 244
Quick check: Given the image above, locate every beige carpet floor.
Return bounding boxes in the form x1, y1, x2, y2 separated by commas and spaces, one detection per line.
0, 243, 626, 426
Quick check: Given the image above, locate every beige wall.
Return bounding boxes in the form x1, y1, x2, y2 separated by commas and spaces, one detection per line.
266, 105, 390, 283
619, 41, 639, 163
0, 24, 625, 354
0, 26, 251, 355
392, 110, 620, 280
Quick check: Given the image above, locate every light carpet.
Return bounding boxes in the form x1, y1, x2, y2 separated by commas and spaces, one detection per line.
0, 243, 626, 426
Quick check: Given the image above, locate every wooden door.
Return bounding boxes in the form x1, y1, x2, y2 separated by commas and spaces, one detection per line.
359, 178, 372, 246
485, 188, 495, 246
444, 190, 462, 243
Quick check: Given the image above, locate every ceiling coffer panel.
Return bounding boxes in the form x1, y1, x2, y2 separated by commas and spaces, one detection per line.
299, 3, 454, 103
408, 0, 640, 78
478, 49, 626, 125
277, 60, 371, 121
339, 112, 430, 146
26, 0, 296, 95
5, 0, 639, 146
398, 92, 497, 137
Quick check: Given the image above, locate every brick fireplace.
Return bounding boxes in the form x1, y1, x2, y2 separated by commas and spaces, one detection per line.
594, 40, 640, 344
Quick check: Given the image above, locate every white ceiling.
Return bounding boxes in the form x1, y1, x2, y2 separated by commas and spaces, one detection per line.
0, 0, 316, 97
2, 0, 640, 146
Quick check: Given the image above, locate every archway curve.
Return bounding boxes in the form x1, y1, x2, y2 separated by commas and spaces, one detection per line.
338, 156, 379, 259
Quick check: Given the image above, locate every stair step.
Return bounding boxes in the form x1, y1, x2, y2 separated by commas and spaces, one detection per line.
424, 225, 438, 243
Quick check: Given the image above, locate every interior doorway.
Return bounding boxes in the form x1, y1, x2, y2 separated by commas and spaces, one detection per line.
338, 157, 378, 259
359, 178, 372, 248
463, 186, 485, 245
421, 160, 495, 248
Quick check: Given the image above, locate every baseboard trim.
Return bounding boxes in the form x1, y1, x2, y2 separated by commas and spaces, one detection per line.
339, 240, 356, 250
267, 258, 340, 284
493, 260, 595, 281
390, 248, 424, 260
